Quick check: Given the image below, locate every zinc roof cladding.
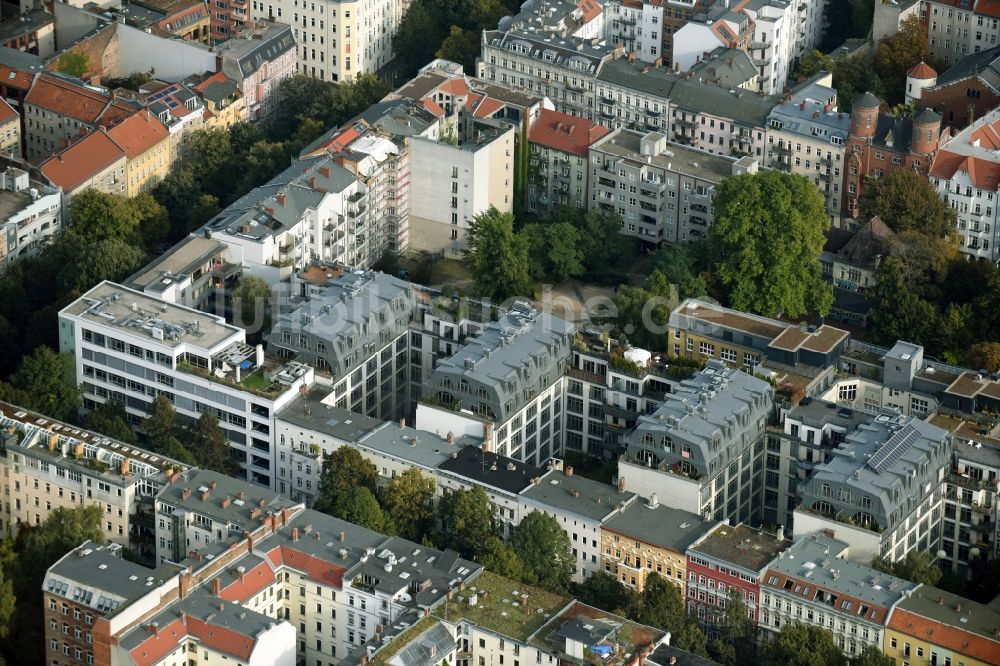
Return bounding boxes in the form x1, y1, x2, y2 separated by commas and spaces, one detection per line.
521, 469, 635, 521
768, 82, 851, 140
688, 47, 758, 89
603, 500, 714, 553
688, 523, 790, 573
159, 469, 297, 531
930, 43, 1000, 90
591, 129, 739, 183
669, 76, 778, 127
890, 585, 1000, 662
483, 28, 609, 73
217, 23, 295, 80
763, 532, 915, 624
437, 445, 546, 494
276, 388, 382, 442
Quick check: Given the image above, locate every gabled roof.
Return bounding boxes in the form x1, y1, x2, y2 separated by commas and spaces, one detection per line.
929, 109, 1000, 190
39, 130, 126, 192
0, 97, 17, 124
528, 109, 609, 156
107, 112, 169, 158
266, 545, 347, 587
26, 73, 136, 126
834, 216, 896, 270
930, 44, 1000, 91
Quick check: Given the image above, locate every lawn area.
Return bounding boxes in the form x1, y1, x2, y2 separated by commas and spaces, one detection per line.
238, 370, 273, 392
430, 258, 473, 289
434, 571, 569, 641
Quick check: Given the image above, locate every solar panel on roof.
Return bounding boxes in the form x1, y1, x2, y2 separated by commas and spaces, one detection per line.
867, 424, 920, 474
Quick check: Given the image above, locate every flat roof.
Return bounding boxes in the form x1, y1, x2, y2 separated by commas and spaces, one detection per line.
688, 523, 790, 572
892, 585, 1000, 655
127, 236, 227, 292
768, 324, 849, 355
62, 281, 240, 351
530, 601, 667, 662
159, 469, 298, 534
276, 387, 382, 442
591, 129, 738, 183
603, 501, 715, 553
671, 299, 788, 339
785, 398, 867, 432
521, 469, 634, 522
437, 445, 545, 495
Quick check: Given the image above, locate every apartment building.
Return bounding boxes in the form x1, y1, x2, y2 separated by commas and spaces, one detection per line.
267, 270, 415, 421
124, 235, 232, 309
22, 72, 138, 161
189, 70, 249, 129
793, 411, 952, 564
826, 216, 896, 296
0, 97, 19, 158
925, 0, 1000, 67
521, 466, 637, 581
216, 21, 296, 118
588, 129, 756, 245
686, 523, 790, 628
759, 532, 917, 660
929, 108, 1000, 262
843, 92, 942, 219
766, 74, 849, 222
0, 164, 61, 270
884, 585, 1000, 666
668, 77, 774, 160
409, 117, 515, 258
416, 302, 575, 467
621, 360, 773, 524
671, 1, 753, 72
600, 496, 714, 592
0, 400, 190, 556
250, 0, 401, 83
478, 28, 613, 120
918, 45, 1000, 130
38, 129, 128, 198
58, 281, 314, 489
527, 109, 609, 216
141, 82, 205, 166
104, 111, 171, 196
501, 0, 605, 42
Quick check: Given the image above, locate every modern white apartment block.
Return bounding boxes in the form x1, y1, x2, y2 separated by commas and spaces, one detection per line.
621, 360, 774, 524
124, 235, 232, 310
58, 281, 314, 490
588, 129, 758, 245
924, 0, 1000, 67
408, 117, 515, 258
929, 107, 1000, 262
742, 0, 795, 95
250, 0, 404, 82
793, 411, 952, 565
0, 400, 190, 554
0, 163, 61, 271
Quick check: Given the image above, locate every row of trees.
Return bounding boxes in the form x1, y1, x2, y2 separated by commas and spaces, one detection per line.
142, 395, 240, 475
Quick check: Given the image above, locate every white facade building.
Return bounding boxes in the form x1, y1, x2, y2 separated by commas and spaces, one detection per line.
0, 165, 61, 271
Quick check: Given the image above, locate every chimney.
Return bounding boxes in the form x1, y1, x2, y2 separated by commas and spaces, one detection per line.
483, 421, 494, 448
565, 466, 574, 477
178, 572, 190, 599
221, 497, 231, 509
338, 531, 346, 542
276, 194, 286, 206
239, 491, 245, 501
400, 417, 407, 428
447, 431, 454, 443
247, 533, 254, 554
258, 498, 266, 508
309, 176, 316, 189
200, 490, 209, 501
147, 623, 159, 636
319, 165, 330, 177
181, 488, 191, 500
292, 527, 300, 541
210, 480, 218, 490
617, 478, 625, 493
281, 508, 289, 526
211, 578, 222, 596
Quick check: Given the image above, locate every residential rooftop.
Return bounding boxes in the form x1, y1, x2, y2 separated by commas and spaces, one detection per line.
603, 500, 715, 554
276, 387, 382, 442
126, 235, 227, 294
62, 281, 241, 351
521, 468, 635, 521
437, 445, 546, 495
590, 129, 741, 183
529, 601, 668, 665
784, 398, 867, 433
688, 523, 790, 573
217, 22, 295, 81
670, 298, 788, 340
889, 585, 1000, 663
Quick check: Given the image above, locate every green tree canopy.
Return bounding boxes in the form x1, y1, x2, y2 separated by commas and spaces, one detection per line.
316, 447, 379, 513
382, 468, 436, 542
761, 624, 846, 666
83, 400, 137, 444
867, 257, 940, 348
708, 171, 832, 318
875, 16, 934, 105
436, 26, 480, 73
232, 275, 273, 335
968, 342, 1000, 372
872, 550, 942, 586
851, 646, 894, 666
145, 395, 179, 450
709, 591, 756, 666
613, 269, 677, 350
56, 52, 89, 78
510, 511, 575, 592
859, 169, 957, 237
5, 347, 80, 422
478, 536, 528, 582
465, 207, 531, 300
571, 572, 639, 616
635, 573, 686, 631
438, 486, 494, 559
332, 487, 392, 533
188, 413, 238, 475
69, 189, 143, 243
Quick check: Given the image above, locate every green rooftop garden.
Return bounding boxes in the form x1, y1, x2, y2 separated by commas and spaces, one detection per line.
433, 572, 569, 641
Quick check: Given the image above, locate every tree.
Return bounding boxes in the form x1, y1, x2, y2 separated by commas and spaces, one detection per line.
875, 16, 933, 105
56, 52, 89, 78
635, 573, 686, 631
649, 242, 709, 301
332, 487, 392, 532
436, 26, 480, 73
872, 551, 942, 586
57, 235, 147, 293
760, 624, 846, 666
382, 468, 436, 542
572, 572, 640, 616
438, 486, 494, 559
189, 413, 237, 475
573, 209, 636, 280
710, 591, 756, 666
867, 257, 940, 348
145, 395, 179, 451
69, 189, 142, 243
6, 347, 80, 422
19, 506, 104, 583
851, 646, 894, 666
613, 270, 676, 350
708, 171, 832, 317
859, 170, 956, 238
232, 275, 273, 334
479, 536, 528, 582
316, 447, 379, 512
818, 0, 874, 52
968, 342, 1000, 372
673, 623, 709, 657
0, 551, 13, 641
187, 128, 235, 202
83, 400, 138, 444
465, 207, 531, 300
510, 511, 575, 592
544, 222, 585, 281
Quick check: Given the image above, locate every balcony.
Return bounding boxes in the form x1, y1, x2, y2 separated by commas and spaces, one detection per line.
773, 143, 792, 155
674, 117, 697, 128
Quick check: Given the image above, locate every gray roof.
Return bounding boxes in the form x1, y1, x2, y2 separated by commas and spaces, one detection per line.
597, 57, 678, 100
689, 47, 758, 89
427, 302, 574, 422
0, 44, 44, 73
277, 388, 382, 442
590, 129, 739, 183
127, 235, 226, 293
553, 617, 617, 644
357, 421, 479, 470
0, 9, 54, 41
45, 541, 184, 618
914, 106, 942, 124
764, 532, 915, 617
158, 469, 298, 532
482, 29, 609, 75
629, 361, 774, 478
853, 91, 881, 109
521, 469, 635, 522
603, 500, 715, 553
931, 44, 1000, 91
784, 398, 867, 432
389, 621, 456, 666
648, 644, 723, 666
669, 77, 778, 127
687, 523, 790, 573
354, 99, 437, 137
768, 79, 850, 141
217, 23, 295, 81
437, 445, 546, 494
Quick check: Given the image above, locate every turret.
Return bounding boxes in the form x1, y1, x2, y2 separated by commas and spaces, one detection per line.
905, 62, 937, 106
911, 107, 941, 155
850, 92, 881, 139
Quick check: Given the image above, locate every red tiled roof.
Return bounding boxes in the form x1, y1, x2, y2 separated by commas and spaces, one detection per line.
907, 61, 938, 79
187, 616, 256, 660
528, 109, 610, 157
266, 545, 346, 587
129, 618, 188, 666
970, 117, 1000, 149
578, 0, 602, 23
422, 97, 445, 117
888, 607, 1000, 664
26, 74, 116, 124
39, 130, 125, 192
930, 151, 1000, 191
0, 97, 17, 124
438, 78, 469, 97
977, 0, 1000, 19
107, 112, 168, 159
0, 63, 33, 91
325, 126, 360, 154
192, 70, 231, 92
219, 561, 275, 604
470, 94, 505, 119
